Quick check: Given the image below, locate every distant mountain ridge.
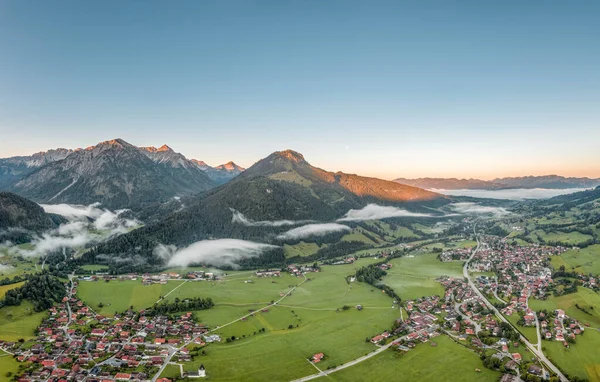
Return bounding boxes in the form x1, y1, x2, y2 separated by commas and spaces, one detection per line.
7, 139, 217, 209
395, 175, 600, 190
0, 149, 74, 189
0, 140, 244, 207
492, 175, 600, 189
394, 177, 506, 190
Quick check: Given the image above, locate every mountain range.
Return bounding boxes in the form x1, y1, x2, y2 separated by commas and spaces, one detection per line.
87, 149, 449, 271
0, 139, 245, 209
395, 176, 600, 190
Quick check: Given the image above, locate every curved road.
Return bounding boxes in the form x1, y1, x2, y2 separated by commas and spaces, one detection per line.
464, 222, 568, 382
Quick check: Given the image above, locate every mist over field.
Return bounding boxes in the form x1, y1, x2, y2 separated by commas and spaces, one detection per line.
277, 223, 351, 240
338, 204, 433, 221
449, 202, 510, 217
231, 209, 312, 227
432, 188, 590, 200
164, 239, 277, 268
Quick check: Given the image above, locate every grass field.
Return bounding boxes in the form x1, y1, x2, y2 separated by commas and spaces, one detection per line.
316, 335, 500, 382
151, 259, 402, 380
341, 229, 380, 245
529, 288, 600, 327
364, 221, 419, 240
540, 230, 593, 245
543, 329, 600, 381
283, 241, 323, 258
505, 313, 538, 343
0, 282, 24, 298
0, 349, 20, 382
551, 245, 600, 275
0, 301, 46, 342
76, 279, 187, 314
383, 253, 464, 300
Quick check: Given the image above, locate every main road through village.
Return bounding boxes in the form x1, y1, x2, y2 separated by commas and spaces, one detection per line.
152, 221, 568, 382
464, 222, 568, 382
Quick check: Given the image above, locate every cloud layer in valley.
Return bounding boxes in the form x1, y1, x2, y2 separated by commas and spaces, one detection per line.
231, 209, 312, 227
8, 203, 140, 258
277, 223, 351, 240
164, 239, 277, 268
449, 202, 510, 217
432, 188, 590, 201
338, 204, 433, 221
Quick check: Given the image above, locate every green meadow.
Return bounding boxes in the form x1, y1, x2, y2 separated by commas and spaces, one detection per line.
0, 301, 47, 342
383, 253, 464, 300
0, 282, 24, 298
76, 279, 186, 314
529, 287, 600, 327
153, 259, 400, 380
283, 241, 323, 258
551, 244, 600, 275
0, 349, 20, 382
318, 335, 500, 382
505, 313, 538, 343
543, 330, 600, 381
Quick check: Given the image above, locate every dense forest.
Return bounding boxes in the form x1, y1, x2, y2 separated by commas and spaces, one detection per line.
0, 273, 66, 311
0, 192, 64, 243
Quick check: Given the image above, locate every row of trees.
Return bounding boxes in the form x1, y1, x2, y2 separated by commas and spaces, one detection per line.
145, 296, 214, 316
355, 263, 401, 302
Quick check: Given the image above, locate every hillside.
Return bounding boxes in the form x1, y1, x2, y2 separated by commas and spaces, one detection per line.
86, 150, 449, 272
9, 139, 216, 210
0, 192, 63, 243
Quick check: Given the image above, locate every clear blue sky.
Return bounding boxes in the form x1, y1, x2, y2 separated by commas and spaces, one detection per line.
1, 1, 599, 179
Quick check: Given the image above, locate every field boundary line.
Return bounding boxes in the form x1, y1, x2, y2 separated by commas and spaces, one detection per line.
156, 280, 188, 304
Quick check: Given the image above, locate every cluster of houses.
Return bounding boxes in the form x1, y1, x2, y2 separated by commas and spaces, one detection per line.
470, 236, 566, 301
286, 264, 319, 277
537, 309, 586, 346
0, 280, 213, 382
79, 270, 220, 286
255, 269, 281, 277
439, 247, 473, 262
467, 237, 589, 346
329, 257, 356, 266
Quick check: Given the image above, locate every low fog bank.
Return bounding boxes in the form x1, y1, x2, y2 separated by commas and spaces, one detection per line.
449, 202, 510, 217
277, 223, 351, 240
6, 203, 140, 258
160, 239, 277, 269
231, 209, 312, 227
338, 204, 433, 221
432, 188, 590, 201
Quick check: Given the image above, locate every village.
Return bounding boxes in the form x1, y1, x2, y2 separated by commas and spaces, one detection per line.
0, 277, 215, 382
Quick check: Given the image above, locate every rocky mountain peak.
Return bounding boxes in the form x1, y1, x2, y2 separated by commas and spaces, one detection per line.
273, 150, 306, 163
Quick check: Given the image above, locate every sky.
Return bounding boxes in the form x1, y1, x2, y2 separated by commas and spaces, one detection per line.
1, 1, 599, 180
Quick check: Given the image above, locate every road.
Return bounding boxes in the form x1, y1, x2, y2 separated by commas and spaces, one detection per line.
61, 273, 75, 341
290, 328, 437, 382
464, 222, 568, 382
